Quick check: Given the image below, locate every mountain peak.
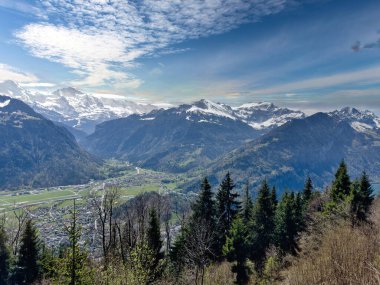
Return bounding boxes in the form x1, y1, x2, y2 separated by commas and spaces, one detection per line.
237, 101, 276, 110
53, 87, 84, 97
186, 99, 236, 120
330, 107, 380, 132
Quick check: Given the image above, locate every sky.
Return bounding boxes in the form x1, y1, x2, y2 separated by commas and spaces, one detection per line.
0, 0, 379, 114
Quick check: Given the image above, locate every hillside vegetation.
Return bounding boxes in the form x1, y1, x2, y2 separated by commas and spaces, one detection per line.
0, 161, 378, 285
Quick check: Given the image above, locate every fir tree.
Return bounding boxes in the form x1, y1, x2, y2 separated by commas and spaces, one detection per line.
274, 192, 299, 255
192, 177, 216, 224
147, 208, 164, 281
331, 160, 351, 202
351, 172, 374, 222
303, 176, 313, 203
271, 186, 278, 214
294, 192, 305, 232
64, 199, 91, 285
223, 217, 251, 285
242, 182, 254, 224
0, 225, 9, 285
250, 180, 276, 269
14, 219, 40, 284
170, 178, 216, 272
215, 173, 240, 257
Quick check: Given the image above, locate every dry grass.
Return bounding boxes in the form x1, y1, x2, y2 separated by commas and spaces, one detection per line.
282, 199, 380, 285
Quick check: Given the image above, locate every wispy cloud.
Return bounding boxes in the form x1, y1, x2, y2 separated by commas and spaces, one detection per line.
14, 0, 292, 88
19, 82, 55, 88
251, 66, 380, 95
0, 63, 38, 82
0, 0, 42, 16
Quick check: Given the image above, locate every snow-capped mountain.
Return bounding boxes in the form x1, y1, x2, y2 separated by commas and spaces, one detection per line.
84, 99, 306, 172
0, 80, 160, 133
183, 99, 305, 130
233, 102, 305, 130
330, 107, 380, 133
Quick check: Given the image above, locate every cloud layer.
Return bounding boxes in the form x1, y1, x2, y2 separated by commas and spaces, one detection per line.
0, 63, 38, 82
15, 0, 291, 88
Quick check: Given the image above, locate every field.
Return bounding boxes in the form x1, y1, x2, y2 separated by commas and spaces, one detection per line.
0, 166, 186, 213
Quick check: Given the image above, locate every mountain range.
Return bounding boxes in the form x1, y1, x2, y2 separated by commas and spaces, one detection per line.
1, 80, 380, 192
0, 80, 161, 134
206, 107, 380, 191
84, 99, 304, 172
0, 95, 100, 189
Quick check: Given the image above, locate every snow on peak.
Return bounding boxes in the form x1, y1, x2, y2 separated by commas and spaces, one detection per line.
236, 101, 276, 110
330, 107, 380, 132
233, 102, 304, 130
186, 99, 236, 120
53, 87, 83, 97
0, 99, 10, 108
0, 80, 34, 103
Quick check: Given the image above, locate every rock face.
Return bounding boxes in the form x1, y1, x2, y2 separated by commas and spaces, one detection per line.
208, 110, 380, 192
0, 95, 100, 190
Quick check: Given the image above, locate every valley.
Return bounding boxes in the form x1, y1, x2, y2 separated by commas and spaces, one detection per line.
0, 163, 187, 254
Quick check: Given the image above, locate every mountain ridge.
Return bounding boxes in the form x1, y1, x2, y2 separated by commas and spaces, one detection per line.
0, 95, 100, 189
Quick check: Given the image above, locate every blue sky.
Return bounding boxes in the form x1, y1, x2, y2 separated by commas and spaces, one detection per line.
0, 0, 379, 114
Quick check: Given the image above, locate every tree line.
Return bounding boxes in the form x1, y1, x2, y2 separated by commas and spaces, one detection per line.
0, 160, 374, 284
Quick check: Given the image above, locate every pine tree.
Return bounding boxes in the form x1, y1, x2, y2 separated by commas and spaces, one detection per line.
192, 177, 216, 224
351, 172, 374, 222
171, 178, 216, 272
331, 160, 351, 202
223, 217, 251, 285
250, 180, 276, 269
242, 182, 254, 224
303, 176, 313, 203
147, 208, 164, 281
62, 199, 92, 285
271, 186, 278, 214
271, 187, 277, 207
294, 192, 305, 232
274, 192, 299, 255
0, 225, 9, 285
216, 173, 240, 257
14, 219, 40, 284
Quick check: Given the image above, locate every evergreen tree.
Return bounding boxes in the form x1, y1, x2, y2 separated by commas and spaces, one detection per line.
192, 177, 216, 223
0, 225, 9, 285
270, 186, 278, 216
303, 176, 313, 203
250, 180, 276, 269
171, 178, 216, 272
14, 219, 40, 284
274, 192, 299, 255
147, 208, 164, 281
294, 192, 305, 232
331, 160, 351, 202
63, 199, 91, 285
271, 187, 278, 208
223, 217, 251, 285
351, 172, 374, 222
242, 182, 254, 224
216, 173, 240, 257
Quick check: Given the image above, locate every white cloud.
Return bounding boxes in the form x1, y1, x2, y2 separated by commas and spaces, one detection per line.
0, 63, 38, 82
252, 66, 380, 95
15, 0, 292, 88
19, 82, 56, 87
